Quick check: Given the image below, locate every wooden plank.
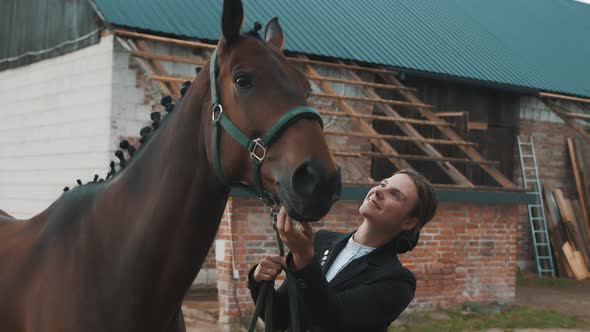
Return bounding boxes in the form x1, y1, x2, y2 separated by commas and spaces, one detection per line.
114, 29, 216, 49
312, 92, 434, 109
341, 67, 475, 187
378, 71, 517, 188
468, 122, 488, 131
571, 200, 590, 268
134, 40, 181, 97
562, 242, 589, 280
303, 65, 412, 171
435, 112, 467, 118
554, 188, 590, 273
318, 109, 451, 127
543, 101, 590, 141
307, 75, 416, 92
542, 184, 574, 277
573, 138, 590, 234
539, 92, 590, 104
131, 49, 206, 66
333, 150, 500, 165
567, 138, 590, 240
324, 130, 478, 146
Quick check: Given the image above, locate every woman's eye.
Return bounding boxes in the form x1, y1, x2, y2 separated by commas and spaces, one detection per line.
234, 75, 253, 88
379, 183, 386, 188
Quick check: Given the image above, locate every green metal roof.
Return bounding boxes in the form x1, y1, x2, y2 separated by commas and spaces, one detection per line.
93, 0, 590, 98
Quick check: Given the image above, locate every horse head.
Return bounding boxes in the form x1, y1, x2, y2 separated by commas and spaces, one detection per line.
200, 0, 341, 221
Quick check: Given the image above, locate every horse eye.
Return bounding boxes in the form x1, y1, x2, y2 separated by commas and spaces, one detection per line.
234, 75, 253, 88
307, 88, 313, 98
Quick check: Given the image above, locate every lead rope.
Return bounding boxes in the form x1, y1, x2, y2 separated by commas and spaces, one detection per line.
248, 205, 301, 332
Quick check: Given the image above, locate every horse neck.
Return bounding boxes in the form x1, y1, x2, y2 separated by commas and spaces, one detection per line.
101, 73, 229, 304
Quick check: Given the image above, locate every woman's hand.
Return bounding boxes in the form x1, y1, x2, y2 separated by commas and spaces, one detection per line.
276, 207, 315, 270
253, 255, 285, 282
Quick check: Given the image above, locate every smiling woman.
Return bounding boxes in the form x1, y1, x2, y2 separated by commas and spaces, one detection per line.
248, 169, 438, 332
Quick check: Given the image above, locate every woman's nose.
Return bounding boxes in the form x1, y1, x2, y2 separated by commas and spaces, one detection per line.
375, 188, 384, 199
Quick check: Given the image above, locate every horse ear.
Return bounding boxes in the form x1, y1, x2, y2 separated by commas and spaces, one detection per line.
264, 17, 284, 50
221, 0, 244, 43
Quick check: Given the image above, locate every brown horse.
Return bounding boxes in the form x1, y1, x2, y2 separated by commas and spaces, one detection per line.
0, 0, 341, 330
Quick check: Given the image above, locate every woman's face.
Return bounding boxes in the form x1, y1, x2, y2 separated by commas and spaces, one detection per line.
359, 173, 419, 233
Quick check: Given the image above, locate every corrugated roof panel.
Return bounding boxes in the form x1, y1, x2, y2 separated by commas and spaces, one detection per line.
93, 0, 590, 97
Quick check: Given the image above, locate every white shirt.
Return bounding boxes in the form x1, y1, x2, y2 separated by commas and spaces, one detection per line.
325, 234, 376, 282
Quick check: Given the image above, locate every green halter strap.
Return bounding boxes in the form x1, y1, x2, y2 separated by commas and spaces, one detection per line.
209, 48, 323, 204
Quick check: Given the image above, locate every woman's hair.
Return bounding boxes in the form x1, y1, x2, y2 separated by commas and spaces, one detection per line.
393, 169, 438, 253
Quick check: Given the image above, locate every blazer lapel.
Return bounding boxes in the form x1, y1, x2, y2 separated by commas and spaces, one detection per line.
320, 232, 352, 274
328, 257, 369, 288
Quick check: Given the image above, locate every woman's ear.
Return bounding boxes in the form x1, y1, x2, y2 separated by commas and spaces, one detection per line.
401, 217, 419, 232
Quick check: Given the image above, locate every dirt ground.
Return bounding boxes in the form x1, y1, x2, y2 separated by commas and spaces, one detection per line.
181, 277, 590, 332
515, 276, 590, 322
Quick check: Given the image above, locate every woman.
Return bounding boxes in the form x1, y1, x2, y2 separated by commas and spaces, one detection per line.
247, 169, 438, 332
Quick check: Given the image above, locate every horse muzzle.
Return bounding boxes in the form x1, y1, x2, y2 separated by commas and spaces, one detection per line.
279, 160, 341, 222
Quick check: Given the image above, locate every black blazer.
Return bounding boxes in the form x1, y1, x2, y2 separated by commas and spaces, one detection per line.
248, 230, 416, 332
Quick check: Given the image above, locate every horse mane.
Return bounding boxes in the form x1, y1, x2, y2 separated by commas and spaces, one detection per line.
62, 80, 193, 192
62, 22, 265, 193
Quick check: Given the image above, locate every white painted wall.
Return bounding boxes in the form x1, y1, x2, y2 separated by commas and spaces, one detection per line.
0, 36, 115, 218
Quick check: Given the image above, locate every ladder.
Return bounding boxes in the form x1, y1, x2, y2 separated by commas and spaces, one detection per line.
517, 136, 555, 277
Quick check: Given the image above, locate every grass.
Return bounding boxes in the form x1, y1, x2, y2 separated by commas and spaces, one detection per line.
389, 304, 590, 332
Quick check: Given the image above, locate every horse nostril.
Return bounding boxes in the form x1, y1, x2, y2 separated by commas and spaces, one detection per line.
292, 160, 321, 197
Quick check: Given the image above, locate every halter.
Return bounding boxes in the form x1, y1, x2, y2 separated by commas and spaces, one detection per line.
209, 48, 324, 205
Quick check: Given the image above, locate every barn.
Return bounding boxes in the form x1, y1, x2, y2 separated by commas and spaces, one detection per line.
1, 0, 589, 330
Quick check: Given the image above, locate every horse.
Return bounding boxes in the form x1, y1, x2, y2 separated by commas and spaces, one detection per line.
0, 0, 341, 330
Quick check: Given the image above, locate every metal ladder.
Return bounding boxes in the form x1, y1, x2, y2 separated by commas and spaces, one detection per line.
517, 136, 555, 277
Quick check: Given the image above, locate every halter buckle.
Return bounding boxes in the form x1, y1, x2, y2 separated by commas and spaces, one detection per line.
212, 104, 223, 122
250, 138, 267, 162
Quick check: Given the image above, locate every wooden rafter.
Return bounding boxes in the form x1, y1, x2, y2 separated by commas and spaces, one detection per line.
376, 70, 516, 188
324, 130, 478, 146
539, 92, 590, 104
303, 64, 412, 170
317, 109, 451, 127
333, 151, 500, 165
542, 99, 590, 141
341, 67, 475, 186
312, 92, 433, 109
307, 75, 415, 92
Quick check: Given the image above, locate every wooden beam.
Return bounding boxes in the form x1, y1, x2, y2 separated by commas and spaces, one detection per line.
150, 74, 193, 84
324, 131, 478, 147
342, 67, 475, 187
564, 112, 590, 121
307, 75, 415, 92
378, 70, 516, 188
543, 100, 590, 141
114, 29, 216, 49
343, 181, 527, 192
333, 151, 500, 165
289, 57, 398, 75
312, 92, 433, 109
318, 109, 450, 127
539, 92, 590, 104
303, 65, 412, 170
134, 40, 181, 97
130, 49, 206, 66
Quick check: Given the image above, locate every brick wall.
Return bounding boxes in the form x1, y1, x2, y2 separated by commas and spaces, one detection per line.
0, 36, 115, 218
216, 197, 519, 328
514, 96, 587, 267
